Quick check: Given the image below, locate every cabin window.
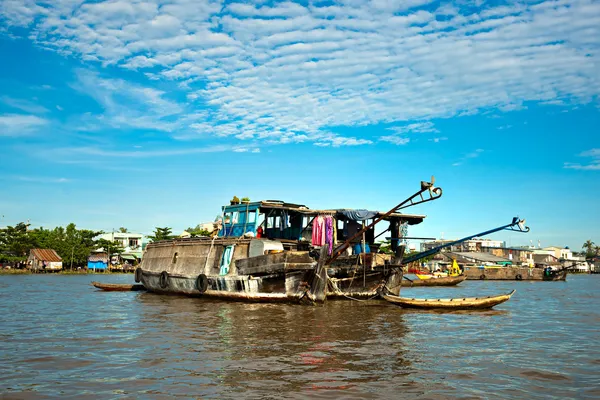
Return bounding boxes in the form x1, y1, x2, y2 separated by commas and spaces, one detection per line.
231, 211, 239, 224
247, 210, 257, 223
224, 212, 232, 224
237, 211, 246, 224
172, 252, 178, 264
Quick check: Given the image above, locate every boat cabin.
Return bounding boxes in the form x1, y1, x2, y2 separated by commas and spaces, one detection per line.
220, 200, 425, 253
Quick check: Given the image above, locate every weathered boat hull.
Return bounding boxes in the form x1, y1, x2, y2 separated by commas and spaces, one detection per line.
139, 238, 328, 304
383, 289, 515, 310
401, 275, 466, 287
464, 267, 567, 281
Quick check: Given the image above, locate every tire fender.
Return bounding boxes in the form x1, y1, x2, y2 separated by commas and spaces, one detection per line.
134, 267, 143, 283
196, 274, 209, 293
159, 271, 169, 289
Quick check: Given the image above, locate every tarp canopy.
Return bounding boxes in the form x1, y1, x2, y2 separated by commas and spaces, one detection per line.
337, 209, 378, 221
121, 254, 137, 261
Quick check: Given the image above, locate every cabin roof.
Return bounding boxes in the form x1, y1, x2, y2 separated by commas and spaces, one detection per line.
88, 253, 108, 262
224, 200, 425, 224
29, 248, 62, 262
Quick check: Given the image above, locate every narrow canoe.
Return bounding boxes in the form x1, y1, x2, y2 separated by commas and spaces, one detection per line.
401, 275, 466, 287
383, 289, 515, 310
91, 282, 147, 292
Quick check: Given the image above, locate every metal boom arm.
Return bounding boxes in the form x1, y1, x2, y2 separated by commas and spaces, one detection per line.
401, 217, 530, 265
326, 178, 443, 265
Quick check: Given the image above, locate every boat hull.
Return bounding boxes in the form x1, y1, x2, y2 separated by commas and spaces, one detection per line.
383, 289, 515, 310
139, 269, 324, 303
91, 282, 146, 291
464, 266, 567, 281
401, 275, 466, 287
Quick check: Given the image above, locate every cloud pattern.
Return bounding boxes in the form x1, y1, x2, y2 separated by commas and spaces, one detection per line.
1, 0, 600, 147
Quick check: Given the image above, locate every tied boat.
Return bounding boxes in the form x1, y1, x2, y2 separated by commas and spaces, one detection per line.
383, 289, 516, 310
401, 274, 467, 287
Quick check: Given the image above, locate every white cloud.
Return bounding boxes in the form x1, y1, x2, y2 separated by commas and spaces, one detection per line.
2, 0, 600, 146
0, 114, 49, 136
453, 149, 485, 166
564, 148, 600, 170
379, 136, 410, 145
1, 96, 49, 114
15, 176, 71, 183
387, 122, 439, 134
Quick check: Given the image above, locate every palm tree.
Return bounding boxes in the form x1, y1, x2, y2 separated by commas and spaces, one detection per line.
595, 246, 600, 256
583, 240, 595, 257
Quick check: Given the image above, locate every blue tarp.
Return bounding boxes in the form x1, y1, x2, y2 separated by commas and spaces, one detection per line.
337, 209, 378, 221
88, 261, 107, 270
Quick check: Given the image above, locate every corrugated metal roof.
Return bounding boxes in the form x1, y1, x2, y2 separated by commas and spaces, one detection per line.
30, 249, 62, 262
88, 253, 108, 262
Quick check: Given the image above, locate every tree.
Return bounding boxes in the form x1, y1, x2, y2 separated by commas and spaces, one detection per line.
119, 227, 128, 233
0, 222, 34, 261
583, 240, 596, 257
0, 222, 101, 268
95, 238, 125, 257
186, 224, 212, 238
147, 227, 174, 242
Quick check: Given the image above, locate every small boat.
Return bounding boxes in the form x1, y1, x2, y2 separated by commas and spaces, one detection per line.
401, 274, 466, 287
91, 282, 147, 291
383, 289, 515, 310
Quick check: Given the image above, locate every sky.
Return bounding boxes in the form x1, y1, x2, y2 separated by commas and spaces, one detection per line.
0, 0, 598, 251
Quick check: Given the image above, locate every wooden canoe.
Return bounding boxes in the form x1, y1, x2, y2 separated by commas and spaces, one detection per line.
401, 275, 466, 287
91, 282, 147, 291
383, 289, 515, 310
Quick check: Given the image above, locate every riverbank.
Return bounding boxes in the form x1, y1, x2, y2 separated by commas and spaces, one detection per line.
0, 269, 133, 275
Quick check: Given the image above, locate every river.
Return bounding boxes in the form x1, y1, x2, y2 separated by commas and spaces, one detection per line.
0, 274, 599, 399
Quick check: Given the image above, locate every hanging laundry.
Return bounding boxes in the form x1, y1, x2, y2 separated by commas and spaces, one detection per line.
312, 216, 325, 246
325, 216, 334, 255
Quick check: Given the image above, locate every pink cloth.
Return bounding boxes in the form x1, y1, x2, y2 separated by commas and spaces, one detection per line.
312, 216, 325, 246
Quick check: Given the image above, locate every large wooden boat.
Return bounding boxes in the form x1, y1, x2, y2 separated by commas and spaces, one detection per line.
401, 274, 466, 287
383, 289, 515, 310
137, 192, 432, 304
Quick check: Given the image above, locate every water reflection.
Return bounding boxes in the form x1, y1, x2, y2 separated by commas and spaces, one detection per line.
134, 294, 415, 398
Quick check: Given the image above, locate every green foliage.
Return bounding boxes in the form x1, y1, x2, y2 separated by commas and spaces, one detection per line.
186, 225, 212, 237
95, 238, 125, 256
241, 197, 250, 202
0, 222, 102, 268
147, 227, 174, 242
231, 195, 240, 204
119, 227, 128, 233
583, 240, 597, 258
0, 222, 34, 260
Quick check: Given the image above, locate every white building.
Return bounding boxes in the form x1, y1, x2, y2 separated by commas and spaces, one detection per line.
421, 238, 505, 253
99, 232, 144, 252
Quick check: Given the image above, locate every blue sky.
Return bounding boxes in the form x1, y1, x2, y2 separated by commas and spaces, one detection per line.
0, 0, 598, 251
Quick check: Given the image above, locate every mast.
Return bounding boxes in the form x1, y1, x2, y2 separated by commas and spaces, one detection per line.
326, 177, 442, 265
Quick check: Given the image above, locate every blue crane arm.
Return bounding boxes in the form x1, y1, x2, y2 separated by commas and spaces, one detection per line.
401, 217, 529, 265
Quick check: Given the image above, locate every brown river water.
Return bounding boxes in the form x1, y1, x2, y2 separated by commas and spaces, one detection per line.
1, 274, 599, 399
